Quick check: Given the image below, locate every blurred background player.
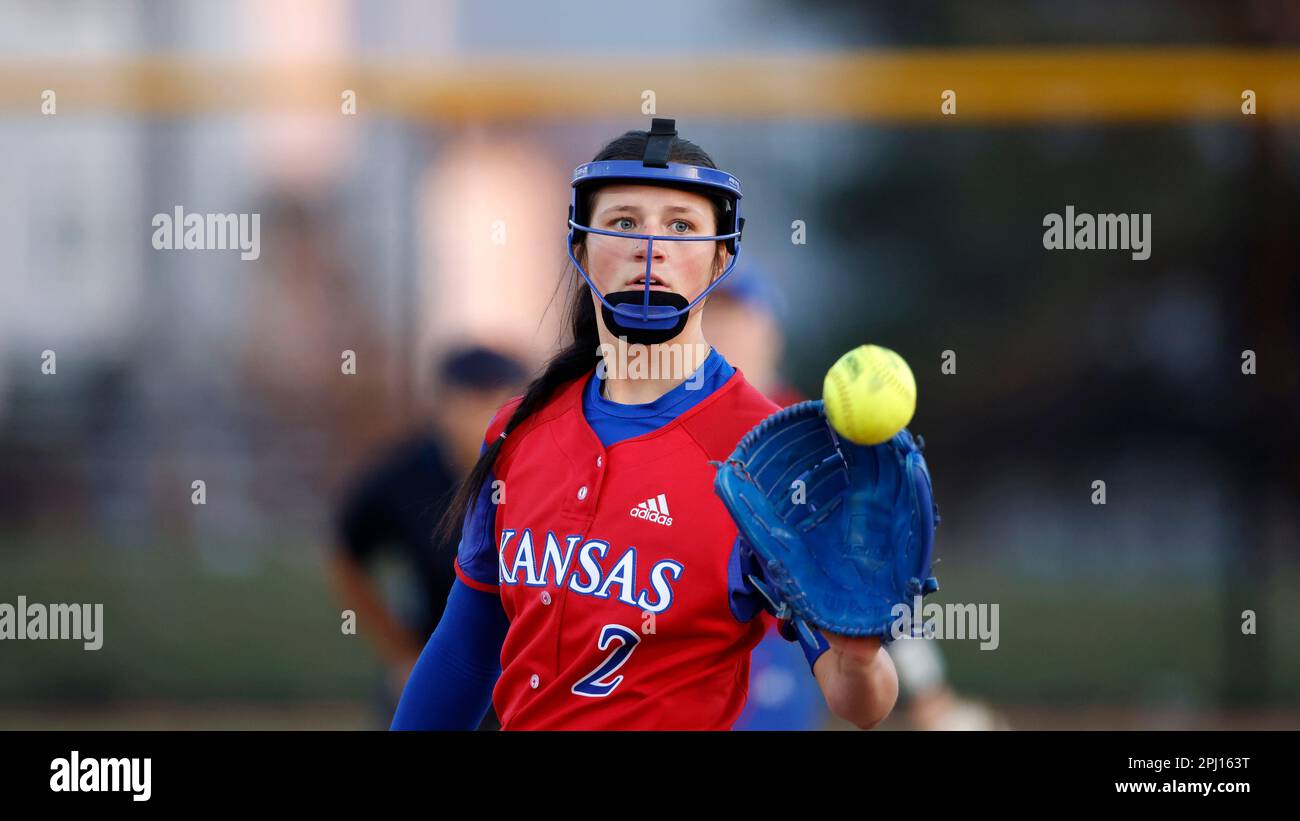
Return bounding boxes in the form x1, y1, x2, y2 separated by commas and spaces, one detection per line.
888, 637, 1007, 730
706, 262, 1003, 731
327, 345, 527, 727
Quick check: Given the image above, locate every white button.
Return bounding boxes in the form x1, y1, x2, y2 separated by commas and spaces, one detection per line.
577, 486, 588, 500
540, 591, 552, 605
529, 674, 540, 689
596, 456, 603, 468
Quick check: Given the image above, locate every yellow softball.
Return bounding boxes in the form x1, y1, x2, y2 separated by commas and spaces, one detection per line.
822, 344, 916, 445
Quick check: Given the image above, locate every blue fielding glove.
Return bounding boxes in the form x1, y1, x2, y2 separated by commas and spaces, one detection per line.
714, 400, 940, 645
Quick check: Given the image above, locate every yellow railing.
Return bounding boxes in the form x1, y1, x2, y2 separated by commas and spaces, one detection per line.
3, 49, 1298, 121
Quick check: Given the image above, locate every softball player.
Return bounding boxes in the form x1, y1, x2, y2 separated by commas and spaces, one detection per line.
391, 119, 899, 730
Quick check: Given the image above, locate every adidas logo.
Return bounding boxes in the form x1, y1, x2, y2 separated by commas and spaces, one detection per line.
629, 493, 673, 526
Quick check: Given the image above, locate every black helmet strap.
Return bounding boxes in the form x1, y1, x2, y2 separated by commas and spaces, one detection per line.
642, 118, 677, 168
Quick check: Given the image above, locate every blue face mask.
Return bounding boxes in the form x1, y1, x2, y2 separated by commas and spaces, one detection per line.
567, 120, 745, 346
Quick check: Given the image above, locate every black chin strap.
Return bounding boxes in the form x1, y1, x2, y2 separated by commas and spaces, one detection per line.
600, 290, 691, 345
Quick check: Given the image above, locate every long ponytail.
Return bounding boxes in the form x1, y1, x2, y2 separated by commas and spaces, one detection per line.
433, 265, 599, 547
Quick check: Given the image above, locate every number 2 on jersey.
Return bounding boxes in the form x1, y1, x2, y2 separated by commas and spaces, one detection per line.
571, 624, 641, 697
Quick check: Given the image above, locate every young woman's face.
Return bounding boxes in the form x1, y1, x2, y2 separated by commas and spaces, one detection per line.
581, 184, 727, 308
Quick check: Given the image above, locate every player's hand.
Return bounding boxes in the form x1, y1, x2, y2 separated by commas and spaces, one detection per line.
810, 631, 896, 729
822, 632, 882, 666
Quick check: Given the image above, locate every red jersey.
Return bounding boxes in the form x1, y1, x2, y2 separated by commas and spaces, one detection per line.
454, 368, 780, 730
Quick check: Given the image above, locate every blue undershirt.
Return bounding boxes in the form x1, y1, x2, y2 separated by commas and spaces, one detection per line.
582, 347, 734, 447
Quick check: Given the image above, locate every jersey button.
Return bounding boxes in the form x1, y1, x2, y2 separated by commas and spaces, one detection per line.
529, 674, 540, 689
596, 456, 603, 468
540, 591, 552, 605
577, 486, 588, 501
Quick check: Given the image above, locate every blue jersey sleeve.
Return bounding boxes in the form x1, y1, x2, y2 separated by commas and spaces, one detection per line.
390, 578, 510, 730
728, 535, 768, 624
454, 467, 501, 591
